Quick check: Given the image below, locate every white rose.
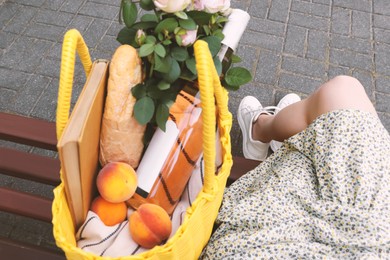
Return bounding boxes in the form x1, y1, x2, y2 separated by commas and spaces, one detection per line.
180, 28, 198, 46
153, 0, 191, 13
192, 0, 230, 13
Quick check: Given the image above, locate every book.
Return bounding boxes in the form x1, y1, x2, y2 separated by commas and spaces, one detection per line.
57, 59, 109, 228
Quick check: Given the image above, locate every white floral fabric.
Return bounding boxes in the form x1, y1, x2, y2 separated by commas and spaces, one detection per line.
202, 109, 390, 259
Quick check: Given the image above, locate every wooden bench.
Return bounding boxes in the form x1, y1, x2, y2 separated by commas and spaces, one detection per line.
0, 111, 259, 259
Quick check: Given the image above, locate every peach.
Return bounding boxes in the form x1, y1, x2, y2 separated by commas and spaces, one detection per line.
97, 162, 137, 203
90, 196, 127, 226
129, 203, 172, 249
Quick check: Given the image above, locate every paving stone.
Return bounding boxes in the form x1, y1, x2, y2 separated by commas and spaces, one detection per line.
248, 17, 285, 37
373, 0, 390, 16
289, 11, 329, 31
330, 34, 372, 54
376, 92, 390, 113
34, 9, 74, 27
11, 75, 51, 115
268, 0, 290, 22
328, 64, 350, 79
376, 75, 390, 94
291, 0, 331, 17
42, 0, 63, 11
0, 67, 31, 90
351, 10, 371, 39
79, 2, 119, 20
284, 25, 306, 57
282, 56, 326, 79
3, 5, 39, 34
11, 0, 46, 7
241, 31, 283, 52
378, 112, 390, 132
0, 31, 17, 49
331, 7, 350, 35
254, 49, 280, 85
60, 0, 84, 13
82, 18, 112, 49
351, 69, 374, 99
235, 45, 259, 77
375, 43, 390, 77
248, 0, 269, 19
333, 0, 371, 13
0, 3, 18, 30
330, 48, 372, 71
279, 72, 323, 94
95, 34, 121, 54
374, 28, 390, 45
373, 14, 390, 30
307, 30, 328, 61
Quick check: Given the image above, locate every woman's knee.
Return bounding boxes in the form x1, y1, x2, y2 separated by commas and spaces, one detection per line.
308, 75, 377, 120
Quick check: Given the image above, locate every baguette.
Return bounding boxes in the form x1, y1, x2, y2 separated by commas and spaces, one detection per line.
99, 45, 145, 168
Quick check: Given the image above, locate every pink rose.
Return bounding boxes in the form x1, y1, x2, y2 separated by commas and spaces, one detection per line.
153, 0, 191, 13
192, 0, 230, 13
180, 28, 198, 46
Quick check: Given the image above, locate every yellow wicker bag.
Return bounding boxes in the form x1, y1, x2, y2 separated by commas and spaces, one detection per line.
52, 29, 233, 259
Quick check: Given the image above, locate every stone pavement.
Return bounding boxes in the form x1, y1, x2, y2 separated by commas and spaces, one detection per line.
0, 0, 389, 253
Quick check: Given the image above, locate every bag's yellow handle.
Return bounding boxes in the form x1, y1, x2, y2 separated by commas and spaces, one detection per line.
56, 29, 92, 140
56, 29, 230, 195
194, 40, 231, 194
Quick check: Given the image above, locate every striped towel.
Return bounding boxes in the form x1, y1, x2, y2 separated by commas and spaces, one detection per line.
76, 131, 222, 257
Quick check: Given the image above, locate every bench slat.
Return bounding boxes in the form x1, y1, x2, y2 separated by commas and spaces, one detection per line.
0, 147, 61, 186
0, 187, 53, 223
0, 237, 65, 260
228, 156, 260, 186
0, 112, 57, 151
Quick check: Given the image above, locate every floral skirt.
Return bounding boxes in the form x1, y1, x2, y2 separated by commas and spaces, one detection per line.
201, 110, 390, 259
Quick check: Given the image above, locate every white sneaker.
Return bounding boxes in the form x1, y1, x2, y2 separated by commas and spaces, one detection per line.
237, 96, 274, 161
270, 93, 301, 152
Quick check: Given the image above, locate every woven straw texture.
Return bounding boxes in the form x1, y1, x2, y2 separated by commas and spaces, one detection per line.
52, 29, 233, 259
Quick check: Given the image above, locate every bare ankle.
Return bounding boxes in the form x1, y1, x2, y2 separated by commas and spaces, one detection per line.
252, 114, 273, 143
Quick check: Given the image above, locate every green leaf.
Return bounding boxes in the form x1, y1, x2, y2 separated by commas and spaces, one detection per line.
145, 35, 157, 44
175, 34, 183, 46
162, 39, 172, 45
140, 0, 155, 10
187, 11, 212, 26
179, 18, 197, 30
132, 21, 158, 30
224, 67, 253, 87
171, 47, 188, 62
155, 18, 178, 33
134, 96, 155, 125
157, 80, 170, 90
139, 43, 155, 57
163, 59, 181, 83
141, 14, 158, 22
122, 0, 137, 28
154, 54, 172, 73
156, 103, 170, 131
131, 83, 147, 99
117, 27, 137, 46
154, 43, 166, 57
202, 25, 211, 35
222, 80, 241, 91
213, 56, 222, 76
185, 58, 197, 75
231, 54, 242, 63
175, 11, 188, 20
202, 36, 222, 57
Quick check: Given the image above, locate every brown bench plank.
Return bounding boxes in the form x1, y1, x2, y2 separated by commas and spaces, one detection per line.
228, 156, 260, 186
0, 237, 65, 260
0, 112, 57, 151
0, 187, 53, 223
0, 147, 61, 186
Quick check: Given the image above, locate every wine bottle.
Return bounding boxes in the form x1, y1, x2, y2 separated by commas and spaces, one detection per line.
217, 9, 250, 73
127, 9, 250, 215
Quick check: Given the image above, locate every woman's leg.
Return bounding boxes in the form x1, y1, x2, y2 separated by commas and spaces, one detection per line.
253, 75, 377, 143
